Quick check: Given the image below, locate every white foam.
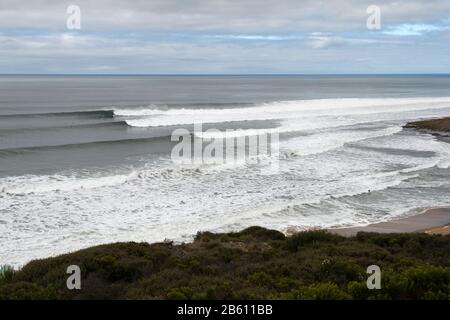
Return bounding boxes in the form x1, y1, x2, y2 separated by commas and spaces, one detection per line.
113, 105, 167, 116
194, 128, 281, 139
282, 126, 403, 157
1, 172, 137, 195
116, 97, 450, 128
437, 159, 450, 169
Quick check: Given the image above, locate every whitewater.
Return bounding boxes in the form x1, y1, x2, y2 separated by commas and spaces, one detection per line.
2, 75, 450, 267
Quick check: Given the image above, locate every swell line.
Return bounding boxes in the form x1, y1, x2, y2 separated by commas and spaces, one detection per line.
0, 134, 175, 156
0, 109, 114, 119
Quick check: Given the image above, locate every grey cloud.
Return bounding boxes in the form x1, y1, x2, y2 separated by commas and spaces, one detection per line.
1, 30, 449, 74
1, 0, 450, 32
1, 1, 450, 74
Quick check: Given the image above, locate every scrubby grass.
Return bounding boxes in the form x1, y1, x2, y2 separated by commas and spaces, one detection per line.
0, 227, 449, 300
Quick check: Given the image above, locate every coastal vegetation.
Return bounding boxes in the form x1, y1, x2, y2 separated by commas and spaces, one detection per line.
1, 227, 449, 300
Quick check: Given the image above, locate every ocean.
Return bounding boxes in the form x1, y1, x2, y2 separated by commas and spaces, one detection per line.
1, 75, 450, 266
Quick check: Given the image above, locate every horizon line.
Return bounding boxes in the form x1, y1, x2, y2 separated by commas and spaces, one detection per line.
1, 73, 450, 76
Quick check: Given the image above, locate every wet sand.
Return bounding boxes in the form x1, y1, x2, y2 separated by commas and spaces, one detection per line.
331, 208, 450, 236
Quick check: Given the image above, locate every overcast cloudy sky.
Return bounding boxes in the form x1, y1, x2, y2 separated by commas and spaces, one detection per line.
1, 0, 450, 74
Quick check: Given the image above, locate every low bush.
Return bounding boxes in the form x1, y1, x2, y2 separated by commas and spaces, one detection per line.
1, 228, 449, 300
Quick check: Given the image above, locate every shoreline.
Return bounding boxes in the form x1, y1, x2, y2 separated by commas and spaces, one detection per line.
330, 208, 450, 237
329, 118, 450, 236
318, 117, 448, 236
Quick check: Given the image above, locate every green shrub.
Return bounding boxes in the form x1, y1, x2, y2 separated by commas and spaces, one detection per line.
166, 287, 193, 300
0, 265, 15, 285
233, 226, 285, 241
248, 271, 274, 288
348, 266, 450, 300
284, 283, 349, 300
1, 228, 449, 300
285, 231, 344, 252
0, 282, 58, 300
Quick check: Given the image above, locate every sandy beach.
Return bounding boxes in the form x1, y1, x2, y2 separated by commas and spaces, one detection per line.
331, 207, 450, 236
424, 224, 450, 235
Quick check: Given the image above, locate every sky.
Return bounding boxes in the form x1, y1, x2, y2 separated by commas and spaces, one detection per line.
1, 0, 450, 74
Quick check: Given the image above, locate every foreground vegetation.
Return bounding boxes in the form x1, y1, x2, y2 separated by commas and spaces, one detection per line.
1, 227, 450, 300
